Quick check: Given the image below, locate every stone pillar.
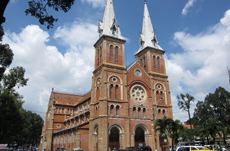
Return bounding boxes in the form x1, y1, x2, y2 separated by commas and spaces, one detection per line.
131, 134, 135, 147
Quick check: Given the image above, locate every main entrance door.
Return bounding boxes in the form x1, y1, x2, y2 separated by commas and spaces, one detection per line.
109, 127, 120, 150
135, 127, 145, 147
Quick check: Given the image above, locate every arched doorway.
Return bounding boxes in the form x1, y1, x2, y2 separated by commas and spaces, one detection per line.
135, 127, 145, 147
109, 127, 120, 150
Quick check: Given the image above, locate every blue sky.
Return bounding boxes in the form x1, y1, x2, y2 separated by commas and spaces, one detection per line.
2, 0, 230, 122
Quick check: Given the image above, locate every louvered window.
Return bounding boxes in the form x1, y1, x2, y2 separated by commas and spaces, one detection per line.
110, 45, 113, 62
157, 56, 161, 72
115, 46, 118, 63
153, 56, 156, 71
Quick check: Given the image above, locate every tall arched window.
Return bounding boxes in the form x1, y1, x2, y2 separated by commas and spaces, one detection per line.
163, 110, 165, 117
115, 85, 118, 99
158, 109, 161, 119
133, 107, 136, 118
110, 45, 113, 62
116, 106, 119, 116
100, 47, 102, 64
160, 91, 163, 104
138, 108, 141, 118
143, 57, 146, 70
110, 84, 113, 99
111, 105, 114, 116
97, 49, 99, 66
156, 91, 159, 102
140, 58, 142, 67
115, 46, 118, 63
157, 56, 161, 72
153, 56, 156, 71
143, 108, 146, 118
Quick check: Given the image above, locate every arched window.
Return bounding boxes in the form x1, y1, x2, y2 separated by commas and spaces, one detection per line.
110, 45, 113, 62
156, 91, 159, 102
163, 110, 165, 117
110, 84, 113, 99
160, 91, 163, 104
115, 46, 118, 63
111, 105, 114, 116
153, 56, 156, 71
133, 107, 136, 118
116, 106, 119, 116
140, 58, 142, 67
100, 47, 102, 64
143, 57, 146, 70
97, 49, 99, 66
157, 56, 161, 72
143, 108, 146, 118
115, 85, 118, 99
158, 109, 161, 119
138, 108, 141, 118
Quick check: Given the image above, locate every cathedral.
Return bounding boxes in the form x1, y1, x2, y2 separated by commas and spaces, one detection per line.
39, 0, 174, 151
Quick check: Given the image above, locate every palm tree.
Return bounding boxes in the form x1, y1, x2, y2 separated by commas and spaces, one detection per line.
155, 116, 171, 144
167, 119, 184, 151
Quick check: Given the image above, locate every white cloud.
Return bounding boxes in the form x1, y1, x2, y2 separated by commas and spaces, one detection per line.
81, 0, 106, 8
167, 9, 230, 122
182, 0, 197, 16
3, 22, 98, 119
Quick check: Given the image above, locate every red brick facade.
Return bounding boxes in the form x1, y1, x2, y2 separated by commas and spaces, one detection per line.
39, 1, 173, 151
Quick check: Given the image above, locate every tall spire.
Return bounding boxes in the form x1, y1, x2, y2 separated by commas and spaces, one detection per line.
98, 0, 122, 39
137, 1, 163, 54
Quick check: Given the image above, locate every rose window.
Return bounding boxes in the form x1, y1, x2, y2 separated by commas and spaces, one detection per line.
130, 85, 147, 104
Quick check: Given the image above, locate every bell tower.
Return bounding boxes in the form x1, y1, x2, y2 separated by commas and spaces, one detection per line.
89, 0, 128, 150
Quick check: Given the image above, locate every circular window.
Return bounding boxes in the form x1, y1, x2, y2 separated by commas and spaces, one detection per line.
158, 85, 161, 89
135, 69, 141, 77
112, 77, 117, 82
57, 124, 61, 128
130, 85, 147, 104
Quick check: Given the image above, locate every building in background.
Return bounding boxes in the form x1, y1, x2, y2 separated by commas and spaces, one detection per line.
39, 0, 174, 151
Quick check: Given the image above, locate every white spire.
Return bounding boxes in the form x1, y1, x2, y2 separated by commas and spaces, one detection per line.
137, 1, 163, 54
98, 0, 122, 39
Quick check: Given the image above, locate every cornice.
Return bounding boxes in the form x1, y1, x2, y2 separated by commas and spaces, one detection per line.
94, 34, 126, 48
135, 46, 165, 57
93, 62, 127, 74
149, 71, 168, 78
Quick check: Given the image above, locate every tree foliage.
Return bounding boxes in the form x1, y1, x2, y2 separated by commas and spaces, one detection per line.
177, 93, 195, 140
193, 86, 230, 144
0, 25, 43, 145
25, 0, 75, 29
155, 117, 184, 151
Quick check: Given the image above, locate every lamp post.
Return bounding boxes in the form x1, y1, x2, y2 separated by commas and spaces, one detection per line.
153, 97, 164, 151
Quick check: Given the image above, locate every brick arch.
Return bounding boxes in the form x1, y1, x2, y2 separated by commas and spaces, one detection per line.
108, 123, 124, 134
133, 123, 149, 135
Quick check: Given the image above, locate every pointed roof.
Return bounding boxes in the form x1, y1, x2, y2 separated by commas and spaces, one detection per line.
98, 0, 123, 39
137, 1, 163, 54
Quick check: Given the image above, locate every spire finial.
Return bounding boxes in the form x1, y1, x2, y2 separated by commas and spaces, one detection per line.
145, 0, 146, 3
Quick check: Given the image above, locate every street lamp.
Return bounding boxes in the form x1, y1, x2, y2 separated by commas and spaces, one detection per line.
153, 97, 164, 151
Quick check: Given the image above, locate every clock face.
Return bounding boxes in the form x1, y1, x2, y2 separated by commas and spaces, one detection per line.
130, 85, 147, 104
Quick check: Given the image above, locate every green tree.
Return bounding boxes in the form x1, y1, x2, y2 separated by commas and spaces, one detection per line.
155, 116, 171, 148
0, 26, 29, 145
177, 93, 195, 140
204, 86, 230, 144
1, 0, 76, 28
23, 111, 44, 146
167, 119, 184, 151
0, 26, 14, 82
